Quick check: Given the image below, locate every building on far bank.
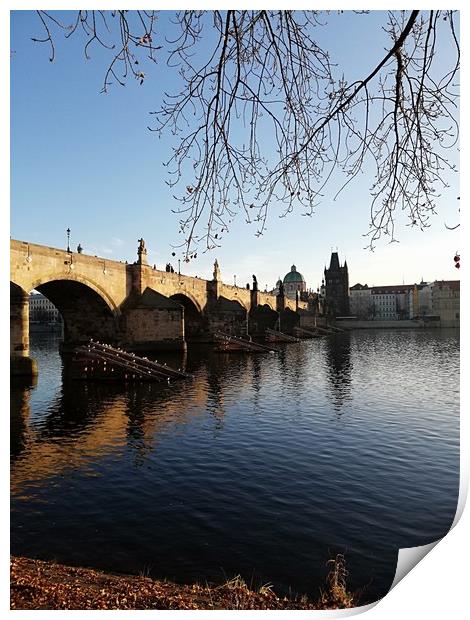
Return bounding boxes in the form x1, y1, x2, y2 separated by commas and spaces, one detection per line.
432, 280, 460, 327
371, 285, 413, 320
347, 280, 459, 326
350, 283, 428, 320
408, 282, 434, 319
324, 252, 350, 317
29, 292, 62, 323
349, 283, 373, 319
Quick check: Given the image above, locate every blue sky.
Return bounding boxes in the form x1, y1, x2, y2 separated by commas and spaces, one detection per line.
10, 10, 460, 290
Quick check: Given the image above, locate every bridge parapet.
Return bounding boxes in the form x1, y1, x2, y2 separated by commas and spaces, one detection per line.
10, 239, 128, 310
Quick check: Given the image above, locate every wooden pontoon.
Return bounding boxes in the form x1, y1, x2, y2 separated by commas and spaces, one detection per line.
265, 328, 300, 343
71, 340, 192, 382
214, 332, 277, 353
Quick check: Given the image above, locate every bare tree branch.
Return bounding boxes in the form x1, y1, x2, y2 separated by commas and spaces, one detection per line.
31, 10, 460, 258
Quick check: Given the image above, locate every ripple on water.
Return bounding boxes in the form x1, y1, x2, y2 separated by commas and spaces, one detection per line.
10, 329, 459, 603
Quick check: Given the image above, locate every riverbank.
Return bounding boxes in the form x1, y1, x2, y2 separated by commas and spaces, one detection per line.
10, 555, 357, 610
336, 319, 444, 329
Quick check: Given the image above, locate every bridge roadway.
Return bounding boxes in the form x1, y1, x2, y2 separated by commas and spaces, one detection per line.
10, 239, 307, 375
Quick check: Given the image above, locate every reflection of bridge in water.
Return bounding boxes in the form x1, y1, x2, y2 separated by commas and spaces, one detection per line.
10, 361, 218, 493
10, 346, 272, 494
10, 239, 307, 375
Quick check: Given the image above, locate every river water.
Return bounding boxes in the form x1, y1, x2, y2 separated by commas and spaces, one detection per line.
10, 329, 459, 604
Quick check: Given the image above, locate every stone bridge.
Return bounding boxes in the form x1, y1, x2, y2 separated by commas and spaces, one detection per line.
11, 239, 307, 374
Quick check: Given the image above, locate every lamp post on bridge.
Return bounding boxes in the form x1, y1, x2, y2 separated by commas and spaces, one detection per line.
66, 228, 71, 253
234, 274, 237, 287
178, 259, 181, 275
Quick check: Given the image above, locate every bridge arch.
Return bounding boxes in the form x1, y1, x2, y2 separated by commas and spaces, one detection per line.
29, 272, 120, 313
29, 277, 119, 346
260, 298, 276, 311
167, 289, 204, 314
169, 293, 207, 341
222, 293, 249, 312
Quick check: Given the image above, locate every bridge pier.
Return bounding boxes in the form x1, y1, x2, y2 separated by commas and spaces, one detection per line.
120, 287, 186, 352
10, 284, 37, 377
249, 304, 279, 338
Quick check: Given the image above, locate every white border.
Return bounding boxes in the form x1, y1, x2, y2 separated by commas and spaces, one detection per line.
4, 1, 467, 617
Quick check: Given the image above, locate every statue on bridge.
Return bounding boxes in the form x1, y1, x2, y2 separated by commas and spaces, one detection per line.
213, 259, 221, 282
252, 274, 258, 291
137, 238, 148, 265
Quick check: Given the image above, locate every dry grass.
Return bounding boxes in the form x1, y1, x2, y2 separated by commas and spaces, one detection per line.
319, 554, 357, 608
11, 554, 358, 610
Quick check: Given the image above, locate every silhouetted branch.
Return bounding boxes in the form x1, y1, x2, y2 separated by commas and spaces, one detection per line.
32, 10, 460, 258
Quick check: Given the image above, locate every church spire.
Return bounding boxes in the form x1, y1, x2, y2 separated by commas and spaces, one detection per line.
329, 252, 340, 270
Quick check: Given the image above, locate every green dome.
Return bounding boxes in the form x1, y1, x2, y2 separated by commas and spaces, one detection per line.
283, 265, 305, 283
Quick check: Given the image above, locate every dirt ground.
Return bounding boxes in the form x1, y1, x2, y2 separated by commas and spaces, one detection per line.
10, 555, 357, 610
